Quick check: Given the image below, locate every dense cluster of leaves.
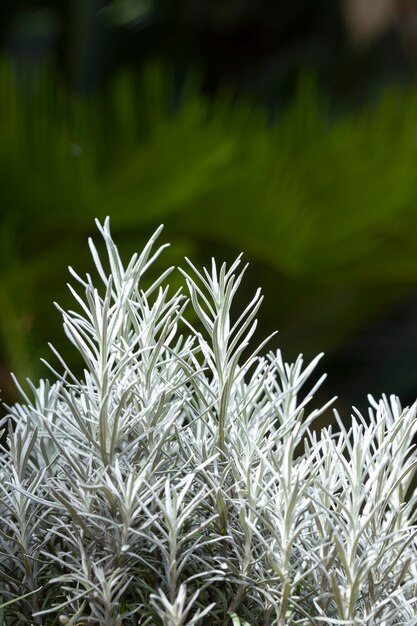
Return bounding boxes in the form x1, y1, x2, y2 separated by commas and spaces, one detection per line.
1, 220, 417, 625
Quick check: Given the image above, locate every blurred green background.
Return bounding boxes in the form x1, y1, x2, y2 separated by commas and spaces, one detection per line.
2, 0, 417, 414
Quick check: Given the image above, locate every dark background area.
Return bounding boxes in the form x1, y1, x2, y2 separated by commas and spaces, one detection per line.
1, 1, 413, 100
2, 0, 417, 417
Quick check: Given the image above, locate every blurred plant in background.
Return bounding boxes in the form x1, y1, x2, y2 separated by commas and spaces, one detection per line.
2, 58, 417, 410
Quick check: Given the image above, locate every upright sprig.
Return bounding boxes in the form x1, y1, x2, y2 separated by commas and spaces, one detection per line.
179, 256, 272, 455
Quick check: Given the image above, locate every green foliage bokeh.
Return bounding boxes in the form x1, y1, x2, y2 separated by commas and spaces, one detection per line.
1, 59, 417, 406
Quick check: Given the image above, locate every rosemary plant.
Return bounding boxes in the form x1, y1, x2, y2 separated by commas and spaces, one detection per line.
1, 218, 417, 625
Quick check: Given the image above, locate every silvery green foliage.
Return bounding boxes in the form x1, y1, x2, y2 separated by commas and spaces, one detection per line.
1, 219, 417, 626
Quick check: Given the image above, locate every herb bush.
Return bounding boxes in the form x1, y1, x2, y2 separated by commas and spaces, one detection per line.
1, 219, 417, 625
